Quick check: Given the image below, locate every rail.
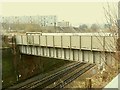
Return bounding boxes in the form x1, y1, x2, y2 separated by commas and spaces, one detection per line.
16, 62, 85, 89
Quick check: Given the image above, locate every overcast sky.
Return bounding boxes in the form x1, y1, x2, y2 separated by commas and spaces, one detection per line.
0, 1, 118, 26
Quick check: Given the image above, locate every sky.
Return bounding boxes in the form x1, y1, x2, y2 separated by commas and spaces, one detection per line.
0, 1, 118, 26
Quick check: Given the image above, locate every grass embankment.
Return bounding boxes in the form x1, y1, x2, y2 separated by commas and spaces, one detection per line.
2, 48, 17, 88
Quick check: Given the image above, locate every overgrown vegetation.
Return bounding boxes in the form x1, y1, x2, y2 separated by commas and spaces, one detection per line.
2, 48, 17, 88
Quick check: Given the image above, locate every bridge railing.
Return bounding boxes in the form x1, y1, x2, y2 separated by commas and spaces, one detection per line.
15, 34, 118, 52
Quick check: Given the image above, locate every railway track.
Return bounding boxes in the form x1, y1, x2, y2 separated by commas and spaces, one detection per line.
16, 62, 85, 90
44, 64, 95, 89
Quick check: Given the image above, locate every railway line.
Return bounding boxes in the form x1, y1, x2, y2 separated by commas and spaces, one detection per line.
44, 64, 95, 89
15, 62, 95, 90
16, 62, 83, 89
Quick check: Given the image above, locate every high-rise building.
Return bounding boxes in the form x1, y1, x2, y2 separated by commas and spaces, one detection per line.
38, 15, 57, 27
1, 15, 58, 27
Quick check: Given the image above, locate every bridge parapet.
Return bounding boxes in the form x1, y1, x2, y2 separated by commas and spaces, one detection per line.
16, 33, 117, 52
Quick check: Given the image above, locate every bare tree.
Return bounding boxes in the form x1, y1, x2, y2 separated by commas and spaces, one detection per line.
99, 2, 119, 73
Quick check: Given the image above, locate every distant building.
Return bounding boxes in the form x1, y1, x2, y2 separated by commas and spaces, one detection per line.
57, 20, 70, 27
19, 16, 30, 24
0, 15, 58, 27
1, 16, 8, 23
38, 15, 57, 27
1, 16, 19, 24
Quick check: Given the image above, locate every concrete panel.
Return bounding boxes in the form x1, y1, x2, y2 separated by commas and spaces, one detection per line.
33, 47, 36, 55
83, 51, 89, 63
74, 50, 79, 61
48, 48, 50, 57
54, 48, 57, 58
57, 48, 62, 59
31, 47, 35, 55
105, 52, 112, 65
54, 36, 61, 47
25, 46, 28, 54
55, 48, 62, 58
26, 46, 29, 54
33, 35, 40, 45
22, 36, 27, 45
93, 52, 101, 64
38, 47, 41, 56
34, 47, 37, 55
40, 47, 44, 56
34, 47, 38, 56
70, 50, 73, 61
81, 36, 91, 50
62, 36, 70, 48
61, 49, 65, 59
71, 36, 80, 49
28, 46, 32, 55
49, 48, 54, 57
47, 36, 53, 47
37, 47, 40, 56
63, 49, 66, 59
40, 36, 46, 46
92, 36, 104, 51
55, 48, 58, 58
65, 49, 70, 60
46, 48, 49, 57
42, 47, 45, 56
16, 36, 22, 44
38, 47, 41, 55
78, 51, 82, 62
89, 51, 93, 63
48, 48, 51, 57
32, 47, 35, 55
105, 37, 116, 52
44, 47, 47, 56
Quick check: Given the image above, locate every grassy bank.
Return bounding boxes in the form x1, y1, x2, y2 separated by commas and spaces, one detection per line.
2, 48, 16, 88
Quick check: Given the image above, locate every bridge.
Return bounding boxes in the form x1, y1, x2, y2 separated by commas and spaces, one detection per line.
15, 32, 118, 65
